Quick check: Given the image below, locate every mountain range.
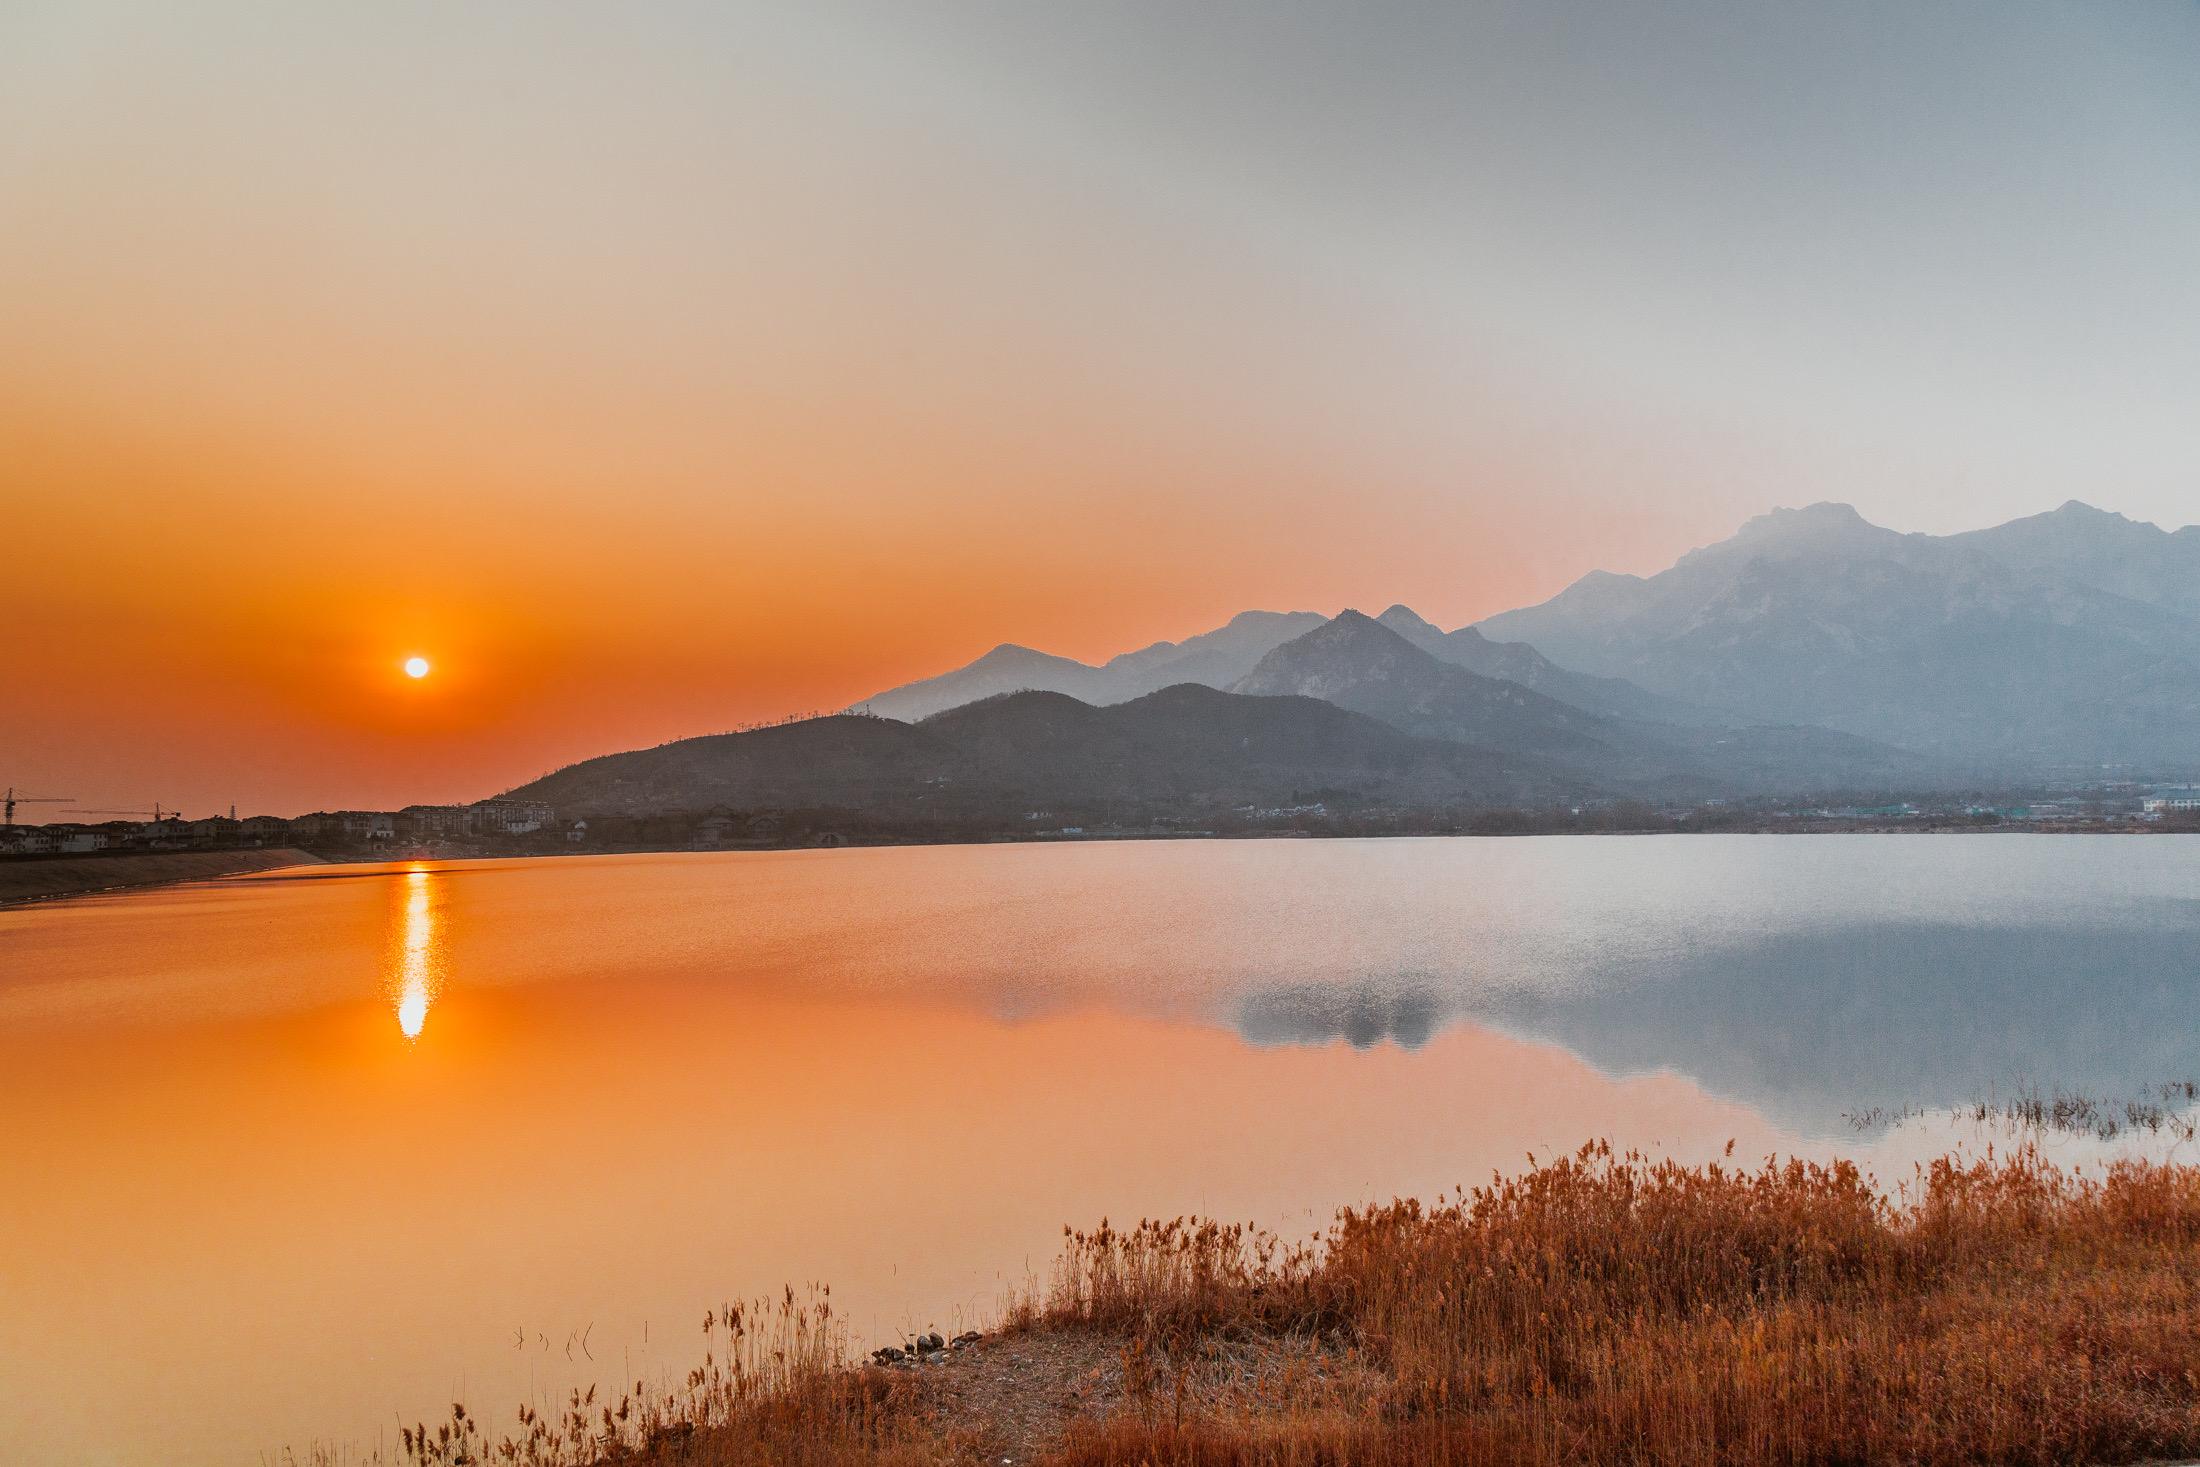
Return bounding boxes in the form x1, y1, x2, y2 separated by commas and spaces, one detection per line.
858, 610, 1328, 722
1229, 610, 1938, 797
1478, 501, 2200, 769
1365, 605, 1713, 725
514, 682, 1558, 818
511, 500, 2200, 819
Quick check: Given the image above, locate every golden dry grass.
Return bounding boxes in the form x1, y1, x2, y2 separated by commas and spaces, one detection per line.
389, 1142, 2200, 1467
1044, 1142, 2200, 1466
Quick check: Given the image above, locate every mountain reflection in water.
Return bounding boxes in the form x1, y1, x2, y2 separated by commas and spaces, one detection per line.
1239, 985, 1444, 1049
1232, 917, 2200, 1133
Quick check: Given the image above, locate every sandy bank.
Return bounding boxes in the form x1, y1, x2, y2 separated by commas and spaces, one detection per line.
0, 848, 323, 905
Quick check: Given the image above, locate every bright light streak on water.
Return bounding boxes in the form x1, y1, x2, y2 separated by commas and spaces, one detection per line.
392, 865, 436, 1039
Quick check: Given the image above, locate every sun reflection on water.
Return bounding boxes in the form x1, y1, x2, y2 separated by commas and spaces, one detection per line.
390, 866, 440, 1040
396, 986, 429, 1039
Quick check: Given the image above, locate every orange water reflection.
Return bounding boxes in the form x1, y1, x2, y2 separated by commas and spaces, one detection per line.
5, 841, 2199, 1465
0, 863, 1787, 1465
0, 983, 1781, 1466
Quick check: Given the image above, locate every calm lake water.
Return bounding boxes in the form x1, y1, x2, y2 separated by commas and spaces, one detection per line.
4, 836, 2198, 1464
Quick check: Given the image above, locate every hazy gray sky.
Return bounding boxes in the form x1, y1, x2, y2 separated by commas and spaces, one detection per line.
6, 0, 2198, 809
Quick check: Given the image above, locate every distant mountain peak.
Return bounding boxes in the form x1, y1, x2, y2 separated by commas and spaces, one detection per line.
855, 609, 1326, 722
2043, 499, 2146, 529
1132, 680, 1233, 709
1733, 501, 1881, 541
1379, 603, 1494, 652
1232, 608, 1626, 763
925, 687, 1092, 719
975, 642, 1075, 666
1236, 611, 1428, 681
1285, 609, 1422, 653
1376, 603, 1440, 632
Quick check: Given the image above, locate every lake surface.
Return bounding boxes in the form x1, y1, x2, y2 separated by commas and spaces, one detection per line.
4, 836, 2197, 1464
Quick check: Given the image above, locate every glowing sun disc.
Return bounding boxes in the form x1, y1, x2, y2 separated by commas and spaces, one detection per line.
403, 656, 431, 679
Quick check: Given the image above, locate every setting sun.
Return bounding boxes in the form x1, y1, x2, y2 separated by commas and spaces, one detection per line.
403, 657, 431, 680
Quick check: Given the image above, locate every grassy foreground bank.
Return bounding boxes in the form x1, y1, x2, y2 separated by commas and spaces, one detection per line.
386, 1142, 2200, 1467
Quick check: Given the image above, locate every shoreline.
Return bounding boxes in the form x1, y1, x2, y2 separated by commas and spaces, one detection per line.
8, 823, 2191, 908
0, 847, 323, 907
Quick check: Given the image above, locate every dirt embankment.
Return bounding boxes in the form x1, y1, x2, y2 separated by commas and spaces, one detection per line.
0, 848, 323, 905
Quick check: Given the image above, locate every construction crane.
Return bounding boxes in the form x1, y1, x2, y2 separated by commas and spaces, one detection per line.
67, 805, 178, 822
3, 787, 76, 827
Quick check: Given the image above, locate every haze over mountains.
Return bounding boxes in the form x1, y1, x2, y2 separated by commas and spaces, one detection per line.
1230, 611, 1936, 798
1365, 606, 1712, 725
514, 501, 2200, 819
1232, 611, 1616, 758
1480, 501, 2200, 769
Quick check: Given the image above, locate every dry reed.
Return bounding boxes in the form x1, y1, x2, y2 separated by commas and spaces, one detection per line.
1047, 1141, 2200, 1465
377, 1140, 2200, 1466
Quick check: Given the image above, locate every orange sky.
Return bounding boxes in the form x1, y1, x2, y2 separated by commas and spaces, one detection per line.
3, 325, 1735, 814
7, 3, 2198, 815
